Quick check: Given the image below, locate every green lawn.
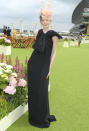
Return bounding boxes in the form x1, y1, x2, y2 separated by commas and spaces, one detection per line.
6, 41, 89, 131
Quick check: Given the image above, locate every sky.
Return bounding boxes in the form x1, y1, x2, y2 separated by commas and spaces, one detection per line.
0, 0, 81, 32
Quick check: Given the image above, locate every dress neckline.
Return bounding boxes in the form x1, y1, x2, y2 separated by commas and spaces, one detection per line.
42, 29, 52, 34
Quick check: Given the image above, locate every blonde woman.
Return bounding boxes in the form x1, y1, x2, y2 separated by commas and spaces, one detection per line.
27, 4, 62, 128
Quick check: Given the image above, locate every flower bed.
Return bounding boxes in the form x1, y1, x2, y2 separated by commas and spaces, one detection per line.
0, 54, 28, 121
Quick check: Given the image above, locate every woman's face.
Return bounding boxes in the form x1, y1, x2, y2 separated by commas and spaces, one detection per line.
40, 16, 51, 28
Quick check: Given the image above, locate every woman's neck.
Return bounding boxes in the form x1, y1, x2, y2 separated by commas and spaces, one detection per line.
42, 27, 51, 33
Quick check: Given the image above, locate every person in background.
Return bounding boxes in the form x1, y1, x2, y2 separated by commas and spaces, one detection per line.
13, 29, 17, 38
3, 26, 7, 37
81, 34, 86, 44
63, 38, 69, 48
7, 27, 11, 37
77, 32, 82, 47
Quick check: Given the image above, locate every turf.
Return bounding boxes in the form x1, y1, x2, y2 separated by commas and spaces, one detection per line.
6, 41, 89, 131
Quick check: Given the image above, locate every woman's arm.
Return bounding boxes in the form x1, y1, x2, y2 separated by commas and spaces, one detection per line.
46, 36, 59, 79
49, 36, 59, 70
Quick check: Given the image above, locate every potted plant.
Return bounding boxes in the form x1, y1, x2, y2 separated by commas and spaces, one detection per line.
0, 38, 11, 55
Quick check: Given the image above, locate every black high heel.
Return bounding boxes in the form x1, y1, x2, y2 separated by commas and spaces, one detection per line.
48, 115, 56, 122
42, 120, 50, 128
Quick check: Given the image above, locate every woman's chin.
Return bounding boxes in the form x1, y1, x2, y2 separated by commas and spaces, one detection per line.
43, 25, 49, 28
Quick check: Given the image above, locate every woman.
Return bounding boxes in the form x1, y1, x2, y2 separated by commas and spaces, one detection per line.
77, 32, 82, 47
27, 7, 62, 128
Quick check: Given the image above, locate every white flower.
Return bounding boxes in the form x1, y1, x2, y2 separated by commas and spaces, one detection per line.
4, 69, 12, 74
12, 72, 18, 78
6, 65, 13, 70
4, 76, 8, 80
0, 71, 3, 75
0, 67, 3, 71
1, 74, 8, 78
0, 67, 4, 73
5, 39, 11, 43
0, 63, 7, 66
0, 69, 4, 72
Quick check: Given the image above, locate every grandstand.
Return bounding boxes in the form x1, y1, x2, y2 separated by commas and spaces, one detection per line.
70, 0, 89, 35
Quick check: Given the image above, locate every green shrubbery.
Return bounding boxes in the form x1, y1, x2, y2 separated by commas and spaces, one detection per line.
0, 38, 11, 46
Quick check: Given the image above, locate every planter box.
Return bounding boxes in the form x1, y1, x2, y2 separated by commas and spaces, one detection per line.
0, 45, 11, 55
0, 103, 28, 131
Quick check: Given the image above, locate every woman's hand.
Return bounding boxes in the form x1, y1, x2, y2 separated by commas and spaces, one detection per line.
46, 70, 50, 79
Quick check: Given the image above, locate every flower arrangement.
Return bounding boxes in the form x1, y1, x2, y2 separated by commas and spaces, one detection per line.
0, 53, 29, 120
0, 37, 11, 46
0, 62, 27, 92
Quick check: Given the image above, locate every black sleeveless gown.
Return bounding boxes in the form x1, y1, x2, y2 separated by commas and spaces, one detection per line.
27, 29, 62, 128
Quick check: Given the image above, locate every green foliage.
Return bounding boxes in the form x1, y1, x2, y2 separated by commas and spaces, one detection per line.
2, 42, 11, 46
0, 83, 8, 90
0, 39, 11, 46
0, 77, 9, 90
0, 39, 5, 45
0, 95, 20, 120
0, 84, 28, 120
4, 86, 28, 107
0, 96, 9, 120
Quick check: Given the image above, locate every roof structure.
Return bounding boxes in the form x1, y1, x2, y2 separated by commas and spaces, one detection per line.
72, 0, 89, 24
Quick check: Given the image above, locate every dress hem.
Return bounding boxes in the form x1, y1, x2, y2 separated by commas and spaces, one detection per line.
28, 119, 50, 128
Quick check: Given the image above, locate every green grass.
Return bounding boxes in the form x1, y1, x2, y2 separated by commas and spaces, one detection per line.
6, 41, 89, 131
6, 47, 32, 66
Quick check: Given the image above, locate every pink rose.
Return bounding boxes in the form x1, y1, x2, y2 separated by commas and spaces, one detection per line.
3, 86, 16, 95
9, 77, 17, 87
18, 79, 27, 87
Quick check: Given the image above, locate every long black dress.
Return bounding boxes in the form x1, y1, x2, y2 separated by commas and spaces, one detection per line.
27, 29, 62, 128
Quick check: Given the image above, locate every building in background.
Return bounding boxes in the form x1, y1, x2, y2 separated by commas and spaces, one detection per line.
70, 0, 89, 36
